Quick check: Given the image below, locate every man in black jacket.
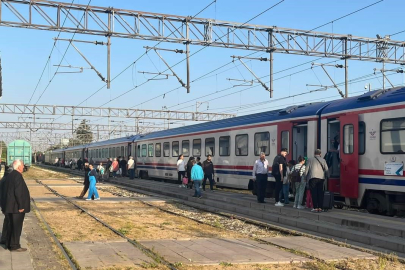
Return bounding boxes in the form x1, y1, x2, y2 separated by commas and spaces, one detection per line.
0, 160, 30, 252
0, 166, 13, 246
202, 155, 215, 191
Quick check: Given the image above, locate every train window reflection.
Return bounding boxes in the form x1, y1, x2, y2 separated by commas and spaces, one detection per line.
193, 139, 201, 156
172, 141, 179, 157
205, 138, 215, 156
281, 131, 289, 153
163, 142, 170, 157
381, 118, 405, 154
155, 143, 161, 157
182, 140, 190, 157
219, 136, 230, 156
148, 144, 154, 157
343, 124, 354, 154
141, 144, 147, 157
235, 134, 248, 156
254, 132, 270, 156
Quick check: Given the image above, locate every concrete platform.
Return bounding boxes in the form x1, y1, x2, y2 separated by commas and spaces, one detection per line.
32, 197, 135, 203
106, 177, 405, 255
140, 238, 308, 265
63, 240, 153, 268
0, 219, 34, 270
263, 236, 376, 261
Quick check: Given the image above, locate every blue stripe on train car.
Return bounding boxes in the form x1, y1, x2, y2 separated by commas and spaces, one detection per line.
359, 178, 405, 186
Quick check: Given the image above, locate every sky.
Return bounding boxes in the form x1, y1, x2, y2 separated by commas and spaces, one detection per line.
1, 0, 405, 148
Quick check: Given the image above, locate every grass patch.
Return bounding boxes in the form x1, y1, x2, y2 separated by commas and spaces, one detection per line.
219, 261, 233, 267
140, 262, 159, 268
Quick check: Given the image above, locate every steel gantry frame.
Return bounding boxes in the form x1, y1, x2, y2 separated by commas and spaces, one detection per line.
0, 121, 165, 132
0, 103, 235, 120
2, 0, 405, 98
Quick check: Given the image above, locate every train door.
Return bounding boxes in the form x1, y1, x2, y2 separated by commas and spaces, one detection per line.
277, 122, 293, 161
339, 114, 359, 199
292, 122, 308, 161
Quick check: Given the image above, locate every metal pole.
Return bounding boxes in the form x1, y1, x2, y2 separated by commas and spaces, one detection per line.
107, 36, 111, 89
382, 62, 385, 90
269, 29, 274, 98
186, 20, 190, 93
344, 39, 348, 98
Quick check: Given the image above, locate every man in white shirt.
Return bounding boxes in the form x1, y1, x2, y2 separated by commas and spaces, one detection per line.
127, 156, 135, 179
252, 152, 269, 203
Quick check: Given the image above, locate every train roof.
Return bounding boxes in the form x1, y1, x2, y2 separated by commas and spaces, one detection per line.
86, 135, 139, 148
136, 101, 329, 141
322, 87, 405, 115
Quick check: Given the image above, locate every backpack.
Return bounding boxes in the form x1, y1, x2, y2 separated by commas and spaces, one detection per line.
289, 165, 302, 183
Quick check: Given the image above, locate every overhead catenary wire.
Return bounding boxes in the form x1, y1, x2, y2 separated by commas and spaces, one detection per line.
27, 0, 76, 104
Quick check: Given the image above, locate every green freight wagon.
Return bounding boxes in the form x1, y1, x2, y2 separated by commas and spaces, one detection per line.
7, 140, 32, 171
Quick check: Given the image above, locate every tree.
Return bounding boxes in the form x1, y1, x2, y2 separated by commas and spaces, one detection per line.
75, 120, 93, 145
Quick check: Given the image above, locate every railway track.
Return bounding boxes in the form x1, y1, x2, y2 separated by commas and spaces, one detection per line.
34, 165, 405, 267
33, 178, 180, 270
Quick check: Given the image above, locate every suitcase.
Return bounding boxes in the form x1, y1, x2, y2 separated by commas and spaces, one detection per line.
322, 191, 334, 211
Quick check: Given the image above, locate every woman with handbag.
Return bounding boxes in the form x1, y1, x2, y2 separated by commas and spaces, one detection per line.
304, 149, 329, 213
177, 154, 186, 187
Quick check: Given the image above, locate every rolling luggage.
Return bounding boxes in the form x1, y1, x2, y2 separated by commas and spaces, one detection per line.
322, 191, 334, 211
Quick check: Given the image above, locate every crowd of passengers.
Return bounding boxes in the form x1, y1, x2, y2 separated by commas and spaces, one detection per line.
53, 148, 330, 212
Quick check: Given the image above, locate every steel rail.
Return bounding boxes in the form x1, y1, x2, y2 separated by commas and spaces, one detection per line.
34, 179, 179, 270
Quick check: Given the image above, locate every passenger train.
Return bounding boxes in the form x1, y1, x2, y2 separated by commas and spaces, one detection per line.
44, 87, 405, 215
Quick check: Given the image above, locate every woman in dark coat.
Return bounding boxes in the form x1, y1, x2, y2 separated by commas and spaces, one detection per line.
186, 157, 195, 189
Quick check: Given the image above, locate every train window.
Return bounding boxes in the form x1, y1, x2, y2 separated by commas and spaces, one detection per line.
148, 144, 154, 157
343, 124, 354, 154
172, 141, 179, 157
125, 146, 128, 157
359, 122, 366, 155
109, 148, 112, 158
193, 139, 201, 156
121, 146, 124, 157
163, 142, 170, 157
205, 137, 215, 156
137, 145, 140, 157
97, 149, 100, 158
254, 132, 270, 156
155, 143, 161, 157
235, 134, 248, 156
219, 136, 230, 156
281, 131, 289, 153
141, 144, 147, 157
182, 140, 190, 157
381, 118, 405, 154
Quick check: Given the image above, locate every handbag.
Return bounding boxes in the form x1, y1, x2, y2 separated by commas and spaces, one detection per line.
118, 168, 122, 175
182, 177, 189, 185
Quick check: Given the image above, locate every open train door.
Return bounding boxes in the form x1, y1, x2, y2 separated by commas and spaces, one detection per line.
277, 122, 293, 162
339, 114, 359, 198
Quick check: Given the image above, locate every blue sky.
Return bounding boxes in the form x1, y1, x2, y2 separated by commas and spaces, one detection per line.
1, 0, 404, 139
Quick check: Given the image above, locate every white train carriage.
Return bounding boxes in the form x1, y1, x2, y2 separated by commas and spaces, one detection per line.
135, 87, 405, 215
86, 136, 137, 165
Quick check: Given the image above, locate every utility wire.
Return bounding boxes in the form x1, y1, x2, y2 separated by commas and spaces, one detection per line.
34, 0, 93, 105
27, 0, 76, 104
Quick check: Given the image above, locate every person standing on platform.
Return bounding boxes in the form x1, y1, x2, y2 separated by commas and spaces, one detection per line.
106, 158, 112, 178
252, 152, 269, 203
0, 160, 30, 252
273, 148, 288, 207
191, 160, 204, 198
293, 156, 307, 209
120, 156, 127, 177
0, 166, 13, 247
177, 155, 186, 187
127, 156, 135, 180
112, 158, 119, 178
305, 149, 329, 213
77, 158, 83, 171
202, 155, 215, 191
186, 157, 195, 189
